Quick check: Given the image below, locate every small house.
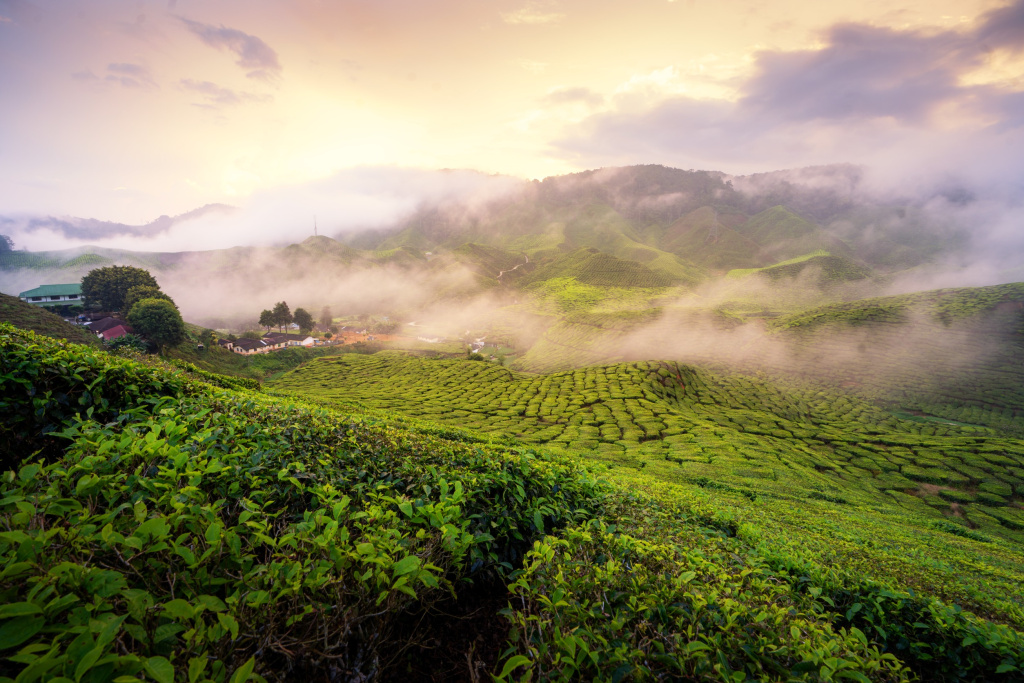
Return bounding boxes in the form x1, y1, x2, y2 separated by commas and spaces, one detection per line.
19, 283, 83, 308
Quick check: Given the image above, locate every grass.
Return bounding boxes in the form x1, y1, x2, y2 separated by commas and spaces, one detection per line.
0, 292, 99, 347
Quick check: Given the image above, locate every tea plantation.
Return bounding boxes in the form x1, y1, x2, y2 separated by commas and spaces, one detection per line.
3, 322, 1024, 681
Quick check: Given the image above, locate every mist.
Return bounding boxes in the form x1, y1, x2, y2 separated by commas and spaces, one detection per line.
0, 167, 526, 253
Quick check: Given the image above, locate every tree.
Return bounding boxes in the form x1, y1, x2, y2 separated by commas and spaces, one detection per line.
0, 234, 13, 252
320, 306, 333, 330
127, 298, 186, 353
123, 285, 174, 317
324, 331, 333, 340
272, 301, 292, 332
105, 333, 148, 354
259, 309, 275, 332
293, 307, 314, 334
81, 266, 159, 312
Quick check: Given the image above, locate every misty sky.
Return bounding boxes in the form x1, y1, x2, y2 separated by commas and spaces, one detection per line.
2, 0, 1024, 228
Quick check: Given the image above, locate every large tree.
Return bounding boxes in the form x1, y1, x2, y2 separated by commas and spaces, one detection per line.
127, 298, 186, 353
123, 285, 174, 317
259, 309, 275, 332
0, 234, 13, 252
293, 307, 314, 334
81, 266, 159, 312
272, 301, 292, 332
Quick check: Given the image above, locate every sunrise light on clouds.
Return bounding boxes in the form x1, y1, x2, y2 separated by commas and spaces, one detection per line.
1, 0, 1022, 225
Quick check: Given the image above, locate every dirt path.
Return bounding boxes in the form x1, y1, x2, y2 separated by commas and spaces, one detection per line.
497, 254, 529, 279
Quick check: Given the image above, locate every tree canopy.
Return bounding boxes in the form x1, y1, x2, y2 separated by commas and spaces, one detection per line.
271, 301, 292, 332
259, 309, 275, 332
293, 308, 314, 334
123, 285, 174, 317
0, 234, 13, 252
127, 298, 186, 352
81, 266, 159, 312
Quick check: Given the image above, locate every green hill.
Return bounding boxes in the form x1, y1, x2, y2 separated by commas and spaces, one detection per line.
0, 291, 99, 346
521, 248, 672, 289
660, 206, 763, 270
4, 323, 1024, 682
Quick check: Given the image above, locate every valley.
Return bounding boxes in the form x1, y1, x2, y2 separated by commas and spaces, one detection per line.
1, 164, 1023, 681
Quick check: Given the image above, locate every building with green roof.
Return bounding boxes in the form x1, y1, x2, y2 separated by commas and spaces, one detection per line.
18, 283, 83, 308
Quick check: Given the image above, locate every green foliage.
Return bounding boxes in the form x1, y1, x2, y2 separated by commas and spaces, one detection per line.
81, 265, 159, 312
0, 324, 602, 681
0, 292, 100, 347
128, 298, 187, 352
292, 307, 314, 333
271, 301, 292, 331
104, 332, 148, 354
123, 285, 174, 317
523, 248, 673, 288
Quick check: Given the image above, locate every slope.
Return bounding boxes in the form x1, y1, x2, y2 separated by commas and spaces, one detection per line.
0, 291, 99, 346
3, 325, 1023, 681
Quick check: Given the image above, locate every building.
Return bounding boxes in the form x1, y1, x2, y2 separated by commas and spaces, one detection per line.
18, 283, 83, 308
262, 332, 315, 348
232, 338, 269, 355
88, 317, 126, 336
100, 325, 132, 342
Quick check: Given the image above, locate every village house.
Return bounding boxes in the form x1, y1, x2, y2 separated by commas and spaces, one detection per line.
18, 283, 83, 308
262, 332, 315, 348
88, 317, 127, 336
232, 338, 269, 355
217, 339, 234, 351
100, 325, 131, 342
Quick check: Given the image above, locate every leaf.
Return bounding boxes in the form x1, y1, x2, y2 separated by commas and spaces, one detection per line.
217, 613, 240, 640
161, 599, 194, 621
205, 523, 222, 544
0, 602, 41, 619
533, 511, 544, 533
229, 657, 255, 683
497, 655, 532, 680
391, 556, 421, 577
144, 656, 175, 683
189, 657, 208, 683
0, 615, 44, 649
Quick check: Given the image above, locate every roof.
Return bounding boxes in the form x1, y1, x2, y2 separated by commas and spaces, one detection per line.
101, 325, 131, 341
19, 283, 83, 298
89, 317, 124, 333
263, 332, 313, 342
233, 338, 268, 351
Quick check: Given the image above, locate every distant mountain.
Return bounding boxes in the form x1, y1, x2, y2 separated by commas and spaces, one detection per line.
0, 204, 236, 242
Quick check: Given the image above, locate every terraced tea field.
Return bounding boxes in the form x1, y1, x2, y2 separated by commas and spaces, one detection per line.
269, 352, 1024, 546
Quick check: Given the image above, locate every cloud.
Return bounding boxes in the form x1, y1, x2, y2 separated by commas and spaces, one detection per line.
542, 86, 604, 107
179, 79, 272, 106
550, 1, 1024, 191
180, 18, 281, 80
105, 62, 157, 89
502, 2, 564, 25
0, 166, 525, 252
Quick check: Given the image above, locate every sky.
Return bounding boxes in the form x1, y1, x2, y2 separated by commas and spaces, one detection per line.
1, 0, 1023, 232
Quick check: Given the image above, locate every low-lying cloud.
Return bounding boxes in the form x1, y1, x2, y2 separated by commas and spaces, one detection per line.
0, 167, 526, 252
